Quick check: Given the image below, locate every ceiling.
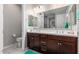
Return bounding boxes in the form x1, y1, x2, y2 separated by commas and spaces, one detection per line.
25, 4, 52, 9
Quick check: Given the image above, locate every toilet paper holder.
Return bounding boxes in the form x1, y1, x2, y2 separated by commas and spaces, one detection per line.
12, 34, 17, 38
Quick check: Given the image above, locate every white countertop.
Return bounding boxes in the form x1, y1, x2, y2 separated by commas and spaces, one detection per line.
27, 29, 77, 37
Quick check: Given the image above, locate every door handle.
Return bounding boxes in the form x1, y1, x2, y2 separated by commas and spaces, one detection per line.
57, 43, 62, 45
57, 43, 60, 45
59, 43, 62, 45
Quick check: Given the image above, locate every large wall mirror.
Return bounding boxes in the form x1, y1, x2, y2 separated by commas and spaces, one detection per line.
28, 4, 76, 30
28, 15, 38, 27
44, 4, 76, 29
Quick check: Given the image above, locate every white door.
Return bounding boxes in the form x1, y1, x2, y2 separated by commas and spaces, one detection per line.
0, 5, 3, 53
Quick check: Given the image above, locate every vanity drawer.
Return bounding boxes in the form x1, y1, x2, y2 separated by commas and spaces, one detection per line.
27, 32, 39, 37
40, 34, 47, 38
48, 35, 77, 43
40, 34, 47, 42
48, 35, 58, 39
60, 36, 77, 42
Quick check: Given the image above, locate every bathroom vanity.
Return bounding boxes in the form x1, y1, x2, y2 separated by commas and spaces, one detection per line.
26, 32, 77, 54
26, 5, 77, 54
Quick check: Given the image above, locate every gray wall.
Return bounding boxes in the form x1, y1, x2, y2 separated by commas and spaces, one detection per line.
3, 5, 22, 47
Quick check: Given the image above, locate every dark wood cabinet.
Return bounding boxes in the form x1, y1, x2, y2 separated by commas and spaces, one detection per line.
47, 39, 60, 53
59, 41, 76, 54
27, 33, 40, 51
27, 32, 77, 54
27, 33, 34, 49
33, 34, 40, 51
47, 35, 77, 54
47, 35, 60, 53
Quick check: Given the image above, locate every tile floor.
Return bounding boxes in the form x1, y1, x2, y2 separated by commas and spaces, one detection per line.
0, 51, 3, 54
3, 44, 23, 54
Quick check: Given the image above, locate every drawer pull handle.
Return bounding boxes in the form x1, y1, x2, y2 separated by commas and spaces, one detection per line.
41, 41, 46, 43
41, 44, 46, 46
41, 42, 46, 44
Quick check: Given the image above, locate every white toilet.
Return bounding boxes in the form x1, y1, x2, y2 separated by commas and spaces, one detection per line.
12, 34, 22, 48
16, 37, 22, 48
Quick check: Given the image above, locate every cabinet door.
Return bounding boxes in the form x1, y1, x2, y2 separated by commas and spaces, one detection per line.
47, 39, 60, 53
33, 35, 40, 51
28, 36, 34, 49
27, 33, 40, 51
60, 42, 76, 54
